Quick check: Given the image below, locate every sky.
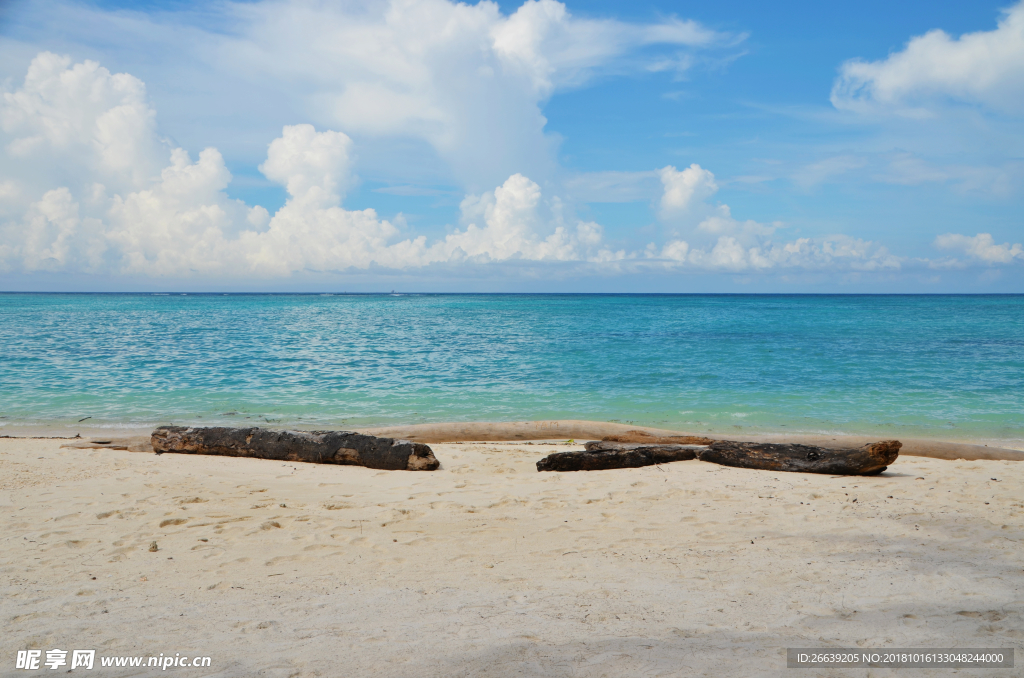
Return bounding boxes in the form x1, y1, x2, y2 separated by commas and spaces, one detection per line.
0, 0, 1022, 292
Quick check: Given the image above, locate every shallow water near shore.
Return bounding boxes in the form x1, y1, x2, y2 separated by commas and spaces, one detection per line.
1, 293, 1022, 447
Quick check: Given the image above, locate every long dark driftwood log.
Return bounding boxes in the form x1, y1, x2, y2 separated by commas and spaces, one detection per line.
537, 442, 703, 472
151, 426, 439, 471
538, 439, 902, 474
697, 440, 900, 475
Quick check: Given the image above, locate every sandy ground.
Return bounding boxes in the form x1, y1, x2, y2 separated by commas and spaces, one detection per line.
1, 438, 1021, 677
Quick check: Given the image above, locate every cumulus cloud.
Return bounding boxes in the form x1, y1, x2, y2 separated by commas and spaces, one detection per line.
166, 0, 735, 191
652, 234, 900, 273
832, 2, 1024, 114
934, 233, 1024, 264
649, 162, 899, 272
649, 232, 903, 275
0, 51, 929, 281
260, 125, 355, 205
436, 174, 622, 263
659, 164, 718, 216
0, 0, 744, 196
0, 52, 165, 198
488, 1, 720, 94
658, 163, 775, 246
0, 53, 624, 278
14, 188, 104, 272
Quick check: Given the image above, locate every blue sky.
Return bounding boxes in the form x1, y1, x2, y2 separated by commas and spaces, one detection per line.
0, 0, 1021, 291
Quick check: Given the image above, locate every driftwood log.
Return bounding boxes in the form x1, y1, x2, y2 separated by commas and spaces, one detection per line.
697, 440, 901, 475
538, 439, 902, 475
536, 442, 703, 472
151, 426, 439, 471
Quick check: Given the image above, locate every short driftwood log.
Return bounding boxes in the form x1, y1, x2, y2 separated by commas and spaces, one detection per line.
151, 426, 439, 471
697, 440, 901, 475
537, 442, 703, 472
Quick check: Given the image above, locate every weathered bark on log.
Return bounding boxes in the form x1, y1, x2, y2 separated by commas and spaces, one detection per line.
601, 430, 714, 445
697, 440, 900, 475
151, 426, 439, 471
537, 443, 702, 472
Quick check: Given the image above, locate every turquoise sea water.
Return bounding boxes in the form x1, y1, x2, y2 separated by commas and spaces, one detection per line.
1, 293, 1022, 446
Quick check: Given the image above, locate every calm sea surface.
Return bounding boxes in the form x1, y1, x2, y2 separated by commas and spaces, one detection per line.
1, 293, 1021, 446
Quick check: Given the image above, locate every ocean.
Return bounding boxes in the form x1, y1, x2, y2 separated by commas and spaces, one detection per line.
1, 293, 1021, 447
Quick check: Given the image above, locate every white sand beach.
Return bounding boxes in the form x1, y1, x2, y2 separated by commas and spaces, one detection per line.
2, 435, 1022, 677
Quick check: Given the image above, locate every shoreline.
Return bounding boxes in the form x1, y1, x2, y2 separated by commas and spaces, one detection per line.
16, 418, 1024, 461
5, 417, 1022, 451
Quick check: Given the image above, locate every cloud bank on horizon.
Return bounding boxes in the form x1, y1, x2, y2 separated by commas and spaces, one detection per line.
0, 0, 1022, 288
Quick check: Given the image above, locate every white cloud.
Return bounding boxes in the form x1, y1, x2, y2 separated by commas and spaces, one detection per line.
695, 206, 776, 240
659, 163, 718, 215
0, 53, 624, 278
490, 1, 720, 95
259, 125, 355, 205
435, 173, 618, 263
104, 147, 249, 276
262, 0, 729, 189
652, 160, 898, 272
185, 0, 735, 191
658, 163, 775, 245
832, 2, 1024, 115
934, 233, 1024, 264
0, 0, 743, 196
653, 235, 900, 272
0, 52, 165, 198
0, 51, 928, 282
14, 188, 98, 272
657, 164, 776, 245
